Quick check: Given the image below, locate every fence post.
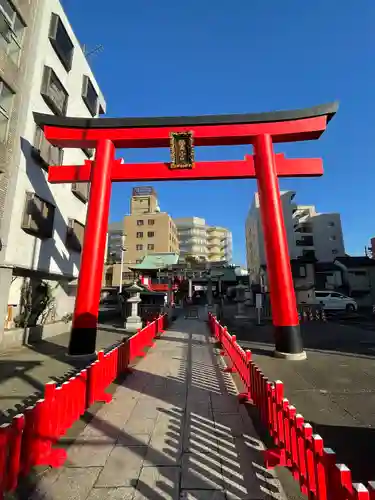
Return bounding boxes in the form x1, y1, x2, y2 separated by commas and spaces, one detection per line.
6, 414, 25, 492
96, 351, 113, 403
0, 423, 10, 497
238, 350, 252, 403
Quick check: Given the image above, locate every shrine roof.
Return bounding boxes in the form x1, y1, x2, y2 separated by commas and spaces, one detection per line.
129, 253, 179, 270
33, 102, 338, 130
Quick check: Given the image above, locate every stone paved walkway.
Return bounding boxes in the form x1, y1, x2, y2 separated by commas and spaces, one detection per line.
30, 316, 286, 500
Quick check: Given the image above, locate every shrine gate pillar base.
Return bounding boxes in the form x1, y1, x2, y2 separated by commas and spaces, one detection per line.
253, 134, 306, 361
68, 139, 114, 357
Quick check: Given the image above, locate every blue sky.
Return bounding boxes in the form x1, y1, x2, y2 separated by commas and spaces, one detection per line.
63, 0, 374, 266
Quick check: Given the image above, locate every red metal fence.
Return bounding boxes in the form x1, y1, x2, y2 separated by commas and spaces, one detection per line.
208, 313, 375, 500
0, 313, 168, 499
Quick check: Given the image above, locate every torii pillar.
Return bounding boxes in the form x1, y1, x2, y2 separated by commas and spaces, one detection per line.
35, 101, 338, 360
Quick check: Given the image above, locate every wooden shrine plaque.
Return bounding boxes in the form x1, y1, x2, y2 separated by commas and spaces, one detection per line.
169, 131, 194, 169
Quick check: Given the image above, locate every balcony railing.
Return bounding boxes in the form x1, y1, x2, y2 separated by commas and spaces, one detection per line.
294, 224, 313, 234
296, 236, 314, 246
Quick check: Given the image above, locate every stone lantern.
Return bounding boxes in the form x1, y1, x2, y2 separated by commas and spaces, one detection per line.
235, 280, 247, 320
205, 267, 213, 307
166, 267, 174, 307
125, 281, 143, 333
186, 271, 194, 302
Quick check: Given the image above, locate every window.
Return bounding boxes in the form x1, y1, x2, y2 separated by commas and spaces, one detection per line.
0, 0, 25, 66
49, 13, 74, 71
110, 232, 122, 240
148, 219, 155, 226
41, 66, 69, 116
71, 182, 89, 203
350, 270, 367, 276
329, 235, 336, 241
331, 293, 342, 298
299, 266, 306, 277
136, 244, 143, 251
82, 75, 98, 116
136, 232, 143, 238
21, 192, 55, 239
332, 249, 338, 255
0, 78, 13, 142
82, 148, 94, 159
328, 221, 335, 227
315, 292, 330, 298
105, 271, 112, 286
148, 231, 155, 238
122, 272, 134, 280
148, 244, 154, 251
137, 220, 144, 226
66, 218, 85, 252
32, 126, 63, 170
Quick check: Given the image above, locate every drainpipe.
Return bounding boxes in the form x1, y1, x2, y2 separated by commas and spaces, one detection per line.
334, 259, 350, 295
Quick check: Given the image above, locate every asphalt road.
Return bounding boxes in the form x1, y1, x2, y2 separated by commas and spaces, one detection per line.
224, 316, 375, 484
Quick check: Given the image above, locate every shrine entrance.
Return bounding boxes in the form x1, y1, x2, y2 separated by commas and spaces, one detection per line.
34, 102, 338, 360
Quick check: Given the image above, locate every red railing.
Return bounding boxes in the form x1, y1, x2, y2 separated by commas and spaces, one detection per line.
0, 313, 168, 499
208, 313, 375, 500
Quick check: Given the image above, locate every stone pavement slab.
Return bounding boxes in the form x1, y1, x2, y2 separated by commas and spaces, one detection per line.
29, 316, 287, 499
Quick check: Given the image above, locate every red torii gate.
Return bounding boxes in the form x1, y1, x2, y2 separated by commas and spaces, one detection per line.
34, 102, 338, 360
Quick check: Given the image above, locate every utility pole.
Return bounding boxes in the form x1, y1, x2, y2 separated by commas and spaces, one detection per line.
119, 234, 127, 293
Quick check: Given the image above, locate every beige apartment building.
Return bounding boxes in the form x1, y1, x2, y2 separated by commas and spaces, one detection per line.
103, 187, 179, 288
174, 217, 232, 264
207, 226, 231, 262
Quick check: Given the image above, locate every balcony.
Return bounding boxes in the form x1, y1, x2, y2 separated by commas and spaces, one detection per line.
301, 249, 316, 260
296, 236, 314, 247
294, 223, 313, 234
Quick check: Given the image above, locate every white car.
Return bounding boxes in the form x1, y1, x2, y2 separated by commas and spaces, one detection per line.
314, 291, 358, 312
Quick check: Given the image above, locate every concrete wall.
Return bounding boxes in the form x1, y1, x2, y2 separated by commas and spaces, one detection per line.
309, 213, 345, 261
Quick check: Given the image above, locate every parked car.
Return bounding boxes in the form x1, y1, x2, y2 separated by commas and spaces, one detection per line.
313, 291, 358, 312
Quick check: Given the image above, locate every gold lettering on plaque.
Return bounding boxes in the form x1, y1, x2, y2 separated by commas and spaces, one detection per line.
169, 131, 194, 169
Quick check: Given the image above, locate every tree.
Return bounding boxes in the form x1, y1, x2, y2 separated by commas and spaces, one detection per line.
185, 255, 200, 269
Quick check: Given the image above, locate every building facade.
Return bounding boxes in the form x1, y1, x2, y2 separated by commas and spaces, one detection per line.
125, 187, 179, 265
370, 237, 375, 259
106, 221, 125, 263
103, 187, 179, 288
0, 0, 106, 345
246, 191, 345, 283
175, 217, 208, 263
174, 217, 232, 264
207, 226, 232, 263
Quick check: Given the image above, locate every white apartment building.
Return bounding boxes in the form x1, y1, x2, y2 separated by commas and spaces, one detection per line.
0, 0, 106, 347
175, 217, 233, 264
245, 191, 345, 283
106, 222, 125, 263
